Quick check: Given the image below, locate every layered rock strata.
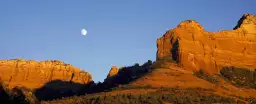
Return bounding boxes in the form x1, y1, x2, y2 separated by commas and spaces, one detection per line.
0, 59, 92, 88
157, 14, 256, 73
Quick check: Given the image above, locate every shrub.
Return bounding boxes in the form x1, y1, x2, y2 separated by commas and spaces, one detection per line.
194, 69, 220, 85
0, 81, 36, 104
151, 56, 176, 69
245, 96, 256, 104
220, 66, 256, 89
0, 81, 10, 103
42, 87, 247, 104
101, 60, 154, 92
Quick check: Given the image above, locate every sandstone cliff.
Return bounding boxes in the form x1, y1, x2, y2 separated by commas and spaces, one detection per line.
107, 66, 119, 78
0, 59, 92, 89
157, 14, 256, 73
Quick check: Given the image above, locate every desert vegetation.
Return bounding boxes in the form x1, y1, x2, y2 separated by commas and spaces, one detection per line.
193, 69, 220, 85
41, 87, 249, 104
220, 66, 256, 89
0, 81, 38, 104
194, 67, 256, 89
34, 80, 89, 101
151, 56, 177, 69
2, 64, 256, 104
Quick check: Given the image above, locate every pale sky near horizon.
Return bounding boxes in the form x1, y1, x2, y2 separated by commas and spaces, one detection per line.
0, 1, 255, 82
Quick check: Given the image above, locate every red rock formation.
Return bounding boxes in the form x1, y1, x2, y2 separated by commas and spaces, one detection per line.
107, 66, 119, 78
0, 59, 92, 89
104, 66, 119, 84
157, 14, 256, 73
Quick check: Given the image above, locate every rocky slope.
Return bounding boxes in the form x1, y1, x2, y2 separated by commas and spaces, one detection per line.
39, 13, 256, 104
42, 64, 256, 104
0, 59, 92, 89
157, 14, 256, 73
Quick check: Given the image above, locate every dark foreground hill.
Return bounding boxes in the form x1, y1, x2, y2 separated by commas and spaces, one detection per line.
41, 63, 256, 104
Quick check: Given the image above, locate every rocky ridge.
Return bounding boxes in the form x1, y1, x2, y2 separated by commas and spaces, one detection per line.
0, 59, 92, 89
157, 14, 256, 73
107, 66, 119, 78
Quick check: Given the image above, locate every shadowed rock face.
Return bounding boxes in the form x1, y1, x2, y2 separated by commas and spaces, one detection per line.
0, 59, 92, 89
157, 14, 256, 73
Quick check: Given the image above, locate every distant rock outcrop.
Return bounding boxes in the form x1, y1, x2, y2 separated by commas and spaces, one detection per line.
107, 66, 119, 78
0, 59, 92, 89
157, 14, 256, 73
103, 61, 152, 86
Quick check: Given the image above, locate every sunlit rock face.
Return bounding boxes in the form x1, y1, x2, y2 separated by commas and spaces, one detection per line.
107, 66, 119, 78
0, 59, 92, 89
157, 14, 256, 73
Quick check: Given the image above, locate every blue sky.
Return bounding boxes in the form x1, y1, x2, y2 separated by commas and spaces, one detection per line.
0, 0, 255, 82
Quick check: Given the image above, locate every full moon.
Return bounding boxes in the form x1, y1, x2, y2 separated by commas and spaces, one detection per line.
81, 29, 87, 36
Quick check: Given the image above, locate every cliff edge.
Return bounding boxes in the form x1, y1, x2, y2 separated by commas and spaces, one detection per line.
157, 14, 256, 73
0, 59, 92, 89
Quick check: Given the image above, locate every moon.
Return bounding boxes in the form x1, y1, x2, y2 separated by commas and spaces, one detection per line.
81, 29, 87, 36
